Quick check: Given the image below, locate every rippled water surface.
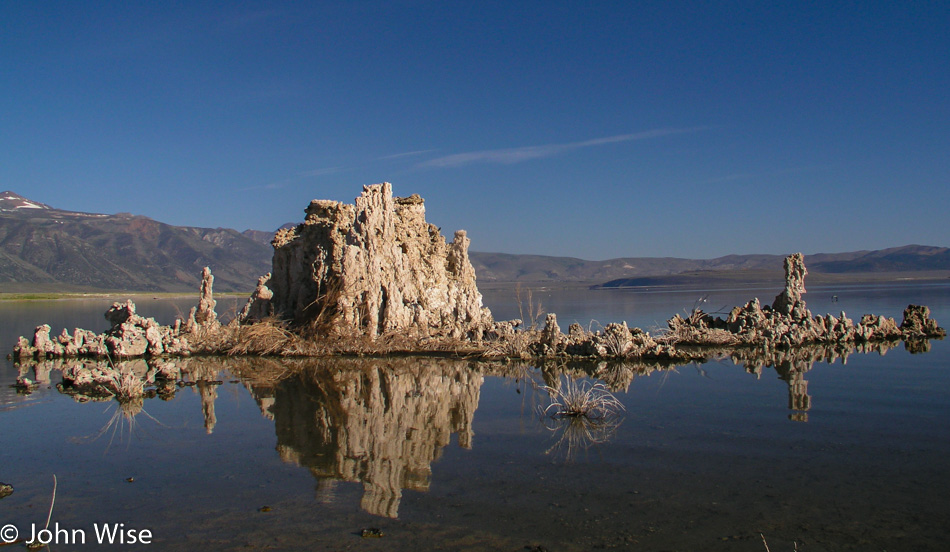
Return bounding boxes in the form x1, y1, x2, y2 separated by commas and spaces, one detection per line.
1, 284, 949, 551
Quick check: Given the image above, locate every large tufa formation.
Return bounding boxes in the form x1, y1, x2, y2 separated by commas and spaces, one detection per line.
266, 183, 491, 339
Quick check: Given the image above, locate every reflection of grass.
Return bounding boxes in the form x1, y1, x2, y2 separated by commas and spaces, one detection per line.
72, 399, 162, 450
540, 377, 625, 461
543, 413, 623, 461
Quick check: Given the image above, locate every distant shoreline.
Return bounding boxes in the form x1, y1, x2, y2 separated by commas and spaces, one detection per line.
480, 270, 950, 291
2, 269, 948, 300
0, 291, 251, 302
590, 269, 950, 290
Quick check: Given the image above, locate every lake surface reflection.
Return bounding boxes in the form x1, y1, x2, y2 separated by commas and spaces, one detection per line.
2, 284, 949, 550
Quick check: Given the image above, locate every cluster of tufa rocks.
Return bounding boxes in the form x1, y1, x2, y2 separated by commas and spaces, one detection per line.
8, 185, 946, 368
660, 253, 946, 350
12, 267, 221, 366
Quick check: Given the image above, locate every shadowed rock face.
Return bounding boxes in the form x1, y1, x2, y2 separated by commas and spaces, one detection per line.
268, 183, 491, 338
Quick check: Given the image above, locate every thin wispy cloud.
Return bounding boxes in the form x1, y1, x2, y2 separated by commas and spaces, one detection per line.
419, 127, 709, 168
378, 149, 438, 161
241, 167, 343, 191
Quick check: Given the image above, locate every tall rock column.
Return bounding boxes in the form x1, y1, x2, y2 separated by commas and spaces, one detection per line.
772, 252, 809, 319
269, 183, 491, 339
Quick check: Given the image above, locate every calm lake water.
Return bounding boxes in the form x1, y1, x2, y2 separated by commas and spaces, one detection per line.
1, 283, 949, 551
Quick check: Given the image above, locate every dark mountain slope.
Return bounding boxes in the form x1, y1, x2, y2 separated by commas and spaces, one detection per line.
0, 192, 272, 292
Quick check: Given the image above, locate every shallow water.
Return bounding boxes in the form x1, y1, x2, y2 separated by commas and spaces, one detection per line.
1, 283, 949, 551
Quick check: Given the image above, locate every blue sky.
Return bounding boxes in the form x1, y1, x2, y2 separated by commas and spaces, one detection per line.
2, 1, 948, 260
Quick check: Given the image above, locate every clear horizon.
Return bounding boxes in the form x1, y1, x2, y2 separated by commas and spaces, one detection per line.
3, 2, 948, 260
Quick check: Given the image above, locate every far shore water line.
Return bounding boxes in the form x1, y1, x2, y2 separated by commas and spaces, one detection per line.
4, 268, 950, 298
0, 291, 252, 302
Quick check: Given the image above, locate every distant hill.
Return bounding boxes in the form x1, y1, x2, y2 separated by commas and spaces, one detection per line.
0, 191, 272, 292
2, 191, 946, 293
470, 245, 950, 286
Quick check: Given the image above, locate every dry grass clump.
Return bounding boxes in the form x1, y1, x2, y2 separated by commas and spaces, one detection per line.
485, 329, 537, 359
225, 318, 302, 355
539, 375, 626, 461
107, 367, 145, 401
221, 317, 328, 356
516, 284, 545, 330
213, 316, 485, 358
540, 377, 626, 419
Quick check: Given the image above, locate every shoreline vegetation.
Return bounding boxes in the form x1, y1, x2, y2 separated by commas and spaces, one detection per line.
9, 184, 946, 404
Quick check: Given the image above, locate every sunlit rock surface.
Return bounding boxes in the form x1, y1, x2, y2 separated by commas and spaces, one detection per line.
267, 183, 491, 339
237, 273, 274, 323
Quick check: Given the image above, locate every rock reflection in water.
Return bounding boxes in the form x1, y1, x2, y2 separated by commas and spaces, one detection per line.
248, 357, 483, 518
7, 336, 936, 522
730, 339, 907, 422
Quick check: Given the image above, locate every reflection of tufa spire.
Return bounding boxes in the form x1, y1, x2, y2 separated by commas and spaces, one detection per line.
774, 359, 811, 422
251, 357, 483, 518
197, 380, 218, 434
314, 478, 338, 504
731, 346, 843, 422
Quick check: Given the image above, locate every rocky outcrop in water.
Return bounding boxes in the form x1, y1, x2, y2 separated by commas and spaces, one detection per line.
660, 253, 945, 350
771, 252, 808, 317
11, 269, 221, 362
8, 185, 944, 363
510, 253, 944, 362
267, 183, 491, 339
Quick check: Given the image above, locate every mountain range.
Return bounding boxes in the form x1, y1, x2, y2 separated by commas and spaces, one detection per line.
469, 247, 950, 287
0, 191, 271, 292
1, 191, 947, 292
